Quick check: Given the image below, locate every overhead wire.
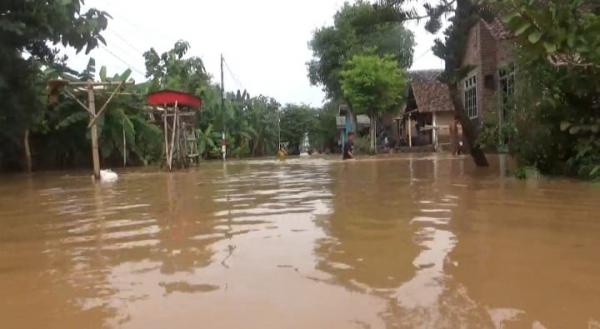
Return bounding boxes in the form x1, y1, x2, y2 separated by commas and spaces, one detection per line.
99, 45, 146, 77
412, 48, 433, 64
223, 58, 248, 93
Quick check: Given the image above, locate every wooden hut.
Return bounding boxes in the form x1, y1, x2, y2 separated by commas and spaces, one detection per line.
146, 90, 202, 170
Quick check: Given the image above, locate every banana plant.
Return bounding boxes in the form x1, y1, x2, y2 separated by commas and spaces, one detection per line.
196, 124, 220, 159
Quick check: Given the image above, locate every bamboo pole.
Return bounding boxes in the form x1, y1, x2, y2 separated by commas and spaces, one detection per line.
87, 81, 125, 128
24, 129, 32, 173
163, 107, 170, 170
408, 115, 413, 148
168, 102, 178, 171
88, 81, 101, 180
123, 119, 127, 167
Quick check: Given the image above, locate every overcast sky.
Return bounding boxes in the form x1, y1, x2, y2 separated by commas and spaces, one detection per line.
66, 0, 445, 107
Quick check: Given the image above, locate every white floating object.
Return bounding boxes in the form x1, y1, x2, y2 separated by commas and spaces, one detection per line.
100, 169, 119, 183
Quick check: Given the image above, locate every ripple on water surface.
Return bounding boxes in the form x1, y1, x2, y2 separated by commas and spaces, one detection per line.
0, 155, 599, 329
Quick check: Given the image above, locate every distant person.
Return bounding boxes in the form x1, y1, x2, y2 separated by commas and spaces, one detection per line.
450, 116, 462, 156
277, 146, 288, 161
343, 132, 355, 160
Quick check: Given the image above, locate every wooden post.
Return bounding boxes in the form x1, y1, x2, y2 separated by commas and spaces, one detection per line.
407, 115, 413, 148
432, 112, 438, 151
169, 104, 178, 170
163, 107, 169, 170
24, 129, 32, 173
88, 82, 101, 180
122, 119, 127, 167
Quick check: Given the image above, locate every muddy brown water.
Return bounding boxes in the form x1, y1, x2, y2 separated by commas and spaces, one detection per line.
0, 155, 599, 329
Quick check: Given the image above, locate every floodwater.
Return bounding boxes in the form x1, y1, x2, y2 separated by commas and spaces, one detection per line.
0, 155, 599, 329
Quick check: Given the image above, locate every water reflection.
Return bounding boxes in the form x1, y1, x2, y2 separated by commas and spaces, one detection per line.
0, 155, 599, 328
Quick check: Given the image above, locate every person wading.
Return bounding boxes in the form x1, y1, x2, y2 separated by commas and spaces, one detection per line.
449, 116, 463, 156
343, 132, 355, 160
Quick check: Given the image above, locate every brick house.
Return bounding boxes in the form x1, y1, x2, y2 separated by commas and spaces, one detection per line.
459, 18, 515, 127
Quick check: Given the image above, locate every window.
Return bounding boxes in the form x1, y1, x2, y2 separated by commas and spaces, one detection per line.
498, 65, 515, 120
464, 75, 478, 119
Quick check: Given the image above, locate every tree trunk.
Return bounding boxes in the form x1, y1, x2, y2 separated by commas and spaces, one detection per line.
370, 114, 377, 152
24, 129, 32, 173
252, 132, 262, 156
448, 83, 489, 167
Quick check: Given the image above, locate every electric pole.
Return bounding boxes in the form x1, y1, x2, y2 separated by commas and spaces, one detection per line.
87, 81, 101, 179
220, 54, 226, 161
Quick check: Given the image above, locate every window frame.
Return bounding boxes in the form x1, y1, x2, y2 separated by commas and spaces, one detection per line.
498, 64, 516, 119
463, 74, 478, 119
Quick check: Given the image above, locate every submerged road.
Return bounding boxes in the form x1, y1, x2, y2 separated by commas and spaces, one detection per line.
0, 155, 599, 328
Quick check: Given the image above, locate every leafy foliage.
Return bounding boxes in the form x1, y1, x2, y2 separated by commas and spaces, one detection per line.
0, 0, 110, 170
480, 1, 600, 180
340, 54, 407, 115
495, 0, 600, 69
340, 54, 407, 150
279, 104, 319, 154
143, 40, 209, 93
308, 0, 414, 100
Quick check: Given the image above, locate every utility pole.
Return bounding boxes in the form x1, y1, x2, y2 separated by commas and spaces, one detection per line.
48, 79, 132, 180
220, 54, 226, 161
87, 81, 101, 179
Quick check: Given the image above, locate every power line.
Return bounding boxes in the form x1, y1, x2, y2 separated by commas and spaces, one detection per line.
96, 0, 179, 44
223, 59, 247, 92
106, 27, 145, 56
99, 45, 146, 77
413, 48, 433, 63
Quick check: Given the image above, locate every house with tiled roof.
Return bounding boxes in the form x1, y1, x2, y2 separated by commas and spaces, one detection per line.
400, 69, 455, 147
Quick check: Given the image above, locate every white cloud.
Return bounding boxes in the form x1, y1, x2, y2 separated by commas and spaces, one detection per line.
66, 0, 444, 107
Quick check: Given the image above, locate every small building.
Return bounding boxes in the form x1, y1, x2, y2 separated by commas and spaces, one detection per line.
401, 69, 455, 148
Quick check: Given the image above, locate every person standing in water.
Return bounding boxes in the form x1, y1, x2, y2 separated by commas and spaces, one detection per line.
343, 132, 355, 160
449, 116, 462, 156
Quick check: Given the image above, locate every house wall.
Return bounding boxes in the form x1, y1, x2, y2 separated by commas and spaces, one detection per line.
496, 39, 514, 66
382, 111, 402, 142
460, 21, 515, 124
460, 22, 484, 123
479, 23, 499, 120
435, 111, 455, 144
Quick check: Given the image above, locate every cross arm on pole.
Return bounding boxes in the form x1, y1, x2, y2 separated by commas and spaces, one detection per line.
87, 81, 126, 128
64, 88, 94, 117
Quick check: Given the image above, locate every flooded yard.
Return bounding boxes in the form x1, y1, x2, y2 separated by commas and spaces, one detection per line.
0, 155, 599, 329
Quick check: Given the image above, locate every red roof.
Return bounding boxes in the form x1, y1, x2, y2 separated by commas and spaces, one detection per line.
147, 90, 202, 109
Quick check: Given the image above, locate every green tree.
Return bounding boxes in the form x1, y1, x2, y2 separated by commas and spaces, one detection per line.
143, 40, 209, 94
0, 0, 110, 170
247, 95, 281, 156
340, 54, 407, 151
308, 0, 415, 100
280, 104, 318, 154
310, 101, 339, 152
